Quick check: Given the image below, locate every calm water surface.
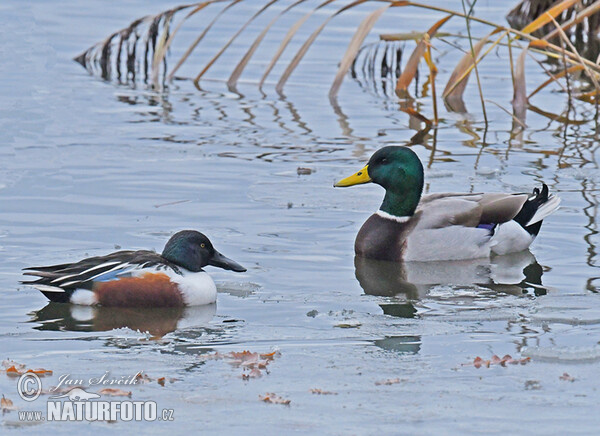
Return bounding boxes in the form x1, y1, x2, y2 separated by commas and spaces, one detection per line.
1, 0, 599, 433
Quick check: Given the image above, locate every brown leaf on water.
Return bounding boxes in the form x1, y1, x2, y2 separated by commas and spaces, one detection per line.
310, 388, 338, 395
98, 388, 132, 397
1, 395, 17, 412
5, 366, 21, 377
157, 377, 166, 387
135, 373, 153, 384
259, 392, 290, 405
468, 355, 530, 368
559, 373, 575, 382
199, 349, 280, 380
375, 378, 402, 386
242, 368, 262, 380
2, 360, 26, 371
2, 361, 52, 377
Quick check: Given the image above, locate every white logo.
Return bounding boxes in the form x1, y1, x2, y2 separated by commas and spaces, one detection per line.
17, 373, 41, 402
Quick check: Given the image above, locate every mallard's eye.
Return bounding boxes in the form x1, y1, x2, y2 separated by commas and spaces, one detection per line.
200, 243, 206, 248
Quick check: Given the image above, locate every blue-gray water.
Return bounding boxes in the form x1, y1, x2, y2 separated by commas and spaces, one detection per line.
1, 0, 599, 434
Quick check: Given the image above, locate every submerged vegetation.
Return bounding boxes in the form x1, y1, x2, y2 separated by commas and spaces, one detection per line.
76, 0, 600, 126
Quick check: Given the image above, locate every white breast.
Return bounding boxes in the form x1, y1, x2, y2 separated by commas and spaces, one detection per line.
167, 270, 217, 306
490, 221, 535, 255
130, 268, 218, 306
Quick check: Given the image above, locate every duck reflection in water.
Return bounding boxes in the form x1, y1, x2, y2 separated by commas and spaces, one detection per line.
29, 303, 216, 337
355, 250, 545, 318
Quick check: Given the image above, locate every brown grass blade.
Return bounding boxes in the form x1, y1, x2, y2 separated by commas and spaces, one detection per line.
424, 40, 439, 124
329, 4, 391, 99
276, 0, 375, 94
151, 14, 174, 88
228, 0, 308, 90
575, 90, 600, 104
400, 107, 432, 126
487, 99, 526, 129
512, 47, 528, 122
168, 0, 241, 81
395, 14, 452, 98
152, 3, 215, 86
528, 64, 583, 98
153, 2, 217, 85
549, 14, 600, 91
259, 0, 338, 89
528, 102, 589, 124
442, 28, 502, 99
544, 1, 600, 40
195, 0, 280, 84
521, 0, 580, 34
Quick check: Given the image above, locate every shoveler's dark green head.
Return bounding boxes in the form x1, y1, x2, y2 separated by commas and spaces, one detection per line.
334, 146, 424, 217
162, 230, 246, 273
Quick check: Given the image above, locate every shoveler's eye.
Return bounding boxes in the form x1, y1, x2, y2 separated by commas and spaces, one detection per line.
200, 243, 206, 248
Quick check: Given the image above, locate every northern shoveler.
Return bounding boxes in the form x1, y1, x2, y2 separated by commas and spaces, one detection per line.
22, 230, 246, 307
334, 146, 561, 262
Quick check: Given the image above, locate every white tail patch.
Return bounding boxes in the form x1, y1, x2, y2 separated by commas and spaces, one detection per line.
70, 289, 98, 306
490, 221, 534, 255
526, 194, 561, 226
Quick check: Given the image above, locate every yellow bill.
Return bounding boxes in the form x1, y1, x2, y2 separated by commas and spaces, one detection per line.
334, 165, 372, 187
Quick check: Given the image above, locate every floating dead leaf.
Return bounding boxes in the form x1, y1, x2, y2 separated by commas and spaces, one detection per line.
310, 388, 337, 395
98, 388, 132, 397
524, 380, 541, 390
260, 351, 279, 360
259, 392, 290, 405
2, 360, 26, 371
334, 322, 361, 329
559, 373, 575, 382
135, 373, 153, 384
1, 395, 18, 412
3, 361, 52, 377
5, 366, 21, 377
199, 349, 280, 379
297, 167, 313, 175
157, 377, 166, 387
375, 378, 402, 386
468, 355, 530, 368
242, 368, 262, 380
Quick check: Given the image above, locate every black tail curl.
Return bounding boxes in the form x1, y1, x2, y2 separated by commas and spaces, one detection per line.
512, 183, 550, 236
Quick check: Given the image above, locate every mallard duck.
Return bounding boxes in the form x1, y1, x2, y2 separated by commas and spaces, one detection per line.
22, 230, 246, 307
334, 146, 560, 262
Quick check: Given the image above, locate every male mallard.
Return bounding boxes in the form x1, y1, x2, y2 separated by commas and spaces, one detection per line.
334, 146, 560, 262
22, 230, 246, 307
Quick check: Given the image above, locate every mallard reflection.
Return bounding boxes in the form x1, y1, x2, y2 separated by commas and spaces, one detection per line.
355, 250, 545, 302
29, 303, 216, 336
